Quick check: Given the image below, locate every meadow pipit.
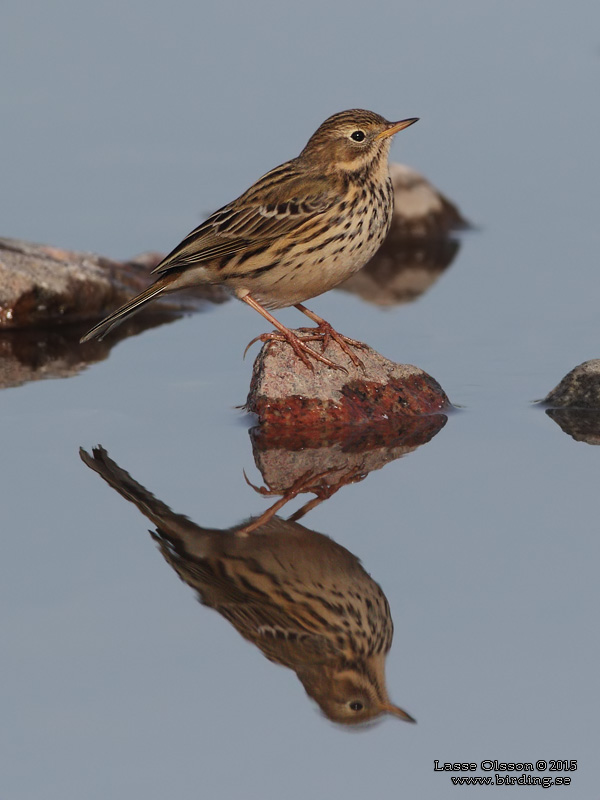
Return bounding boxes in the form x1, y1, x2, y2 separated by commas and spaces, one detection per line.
80, 445, 416, 725
80, 110, 418, 370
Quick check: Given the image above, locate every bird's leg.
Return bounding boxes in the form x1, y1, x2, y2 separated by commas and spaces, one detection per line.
240, 294, 345, 371
237, 468, 337, 536
294, 303, 366, 369
287, 463, 368, 522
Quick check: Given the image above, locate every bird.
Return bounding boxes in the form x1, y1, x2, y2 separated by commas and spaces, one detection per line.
80, 110, 418, 369
80, 445, 416, 725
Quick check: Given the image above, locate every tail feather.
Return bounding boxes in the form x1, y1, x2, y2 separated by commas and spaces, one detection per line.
80, 281, 167, 343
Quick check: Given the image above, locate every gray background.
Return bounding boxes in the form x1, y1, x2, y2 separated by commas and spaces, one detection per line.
2, 1, 599, 797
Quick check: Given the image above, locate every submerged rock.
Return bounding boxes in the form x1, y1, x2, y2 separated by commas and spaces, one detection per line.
246, 336, 450, 428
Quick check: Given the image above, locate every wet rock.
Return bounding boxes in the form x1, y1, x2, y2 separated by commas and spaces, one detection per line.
246, 336, 450, 428
0, 237, 228, 330
543, 360, 600, 408
542, 360, 600, 444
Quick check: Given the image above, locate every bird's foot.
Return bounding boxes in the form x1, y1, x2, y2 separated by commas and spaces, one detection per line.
244, 328, 347, 372
296, 322, 367, 369
237, 467, 340, 535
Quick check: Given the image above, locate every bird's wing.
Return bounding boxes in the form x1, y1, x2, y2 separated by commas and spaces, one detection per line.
151, 162, 340, 274
256, 625, 340, 666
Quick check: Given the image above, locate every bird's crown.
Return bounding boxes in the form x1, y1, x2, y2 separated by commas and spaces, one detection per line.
299, 109, 417, 171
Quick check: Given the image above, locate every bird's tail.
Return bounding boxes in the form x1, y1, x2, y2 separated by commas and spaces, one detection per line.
79, 280, 168, 343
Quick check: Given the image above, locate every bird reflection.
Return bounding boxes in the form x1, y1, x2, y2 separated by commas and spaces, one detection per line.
80, 446, 415, 726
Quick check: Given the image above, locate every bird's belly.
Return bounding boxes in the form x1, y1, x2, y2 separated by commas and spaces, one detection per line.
227, 198, 392, 309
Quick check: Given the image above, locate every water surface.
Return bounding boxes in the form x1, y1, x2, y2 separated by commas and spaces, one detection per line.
2, 2, 599, 798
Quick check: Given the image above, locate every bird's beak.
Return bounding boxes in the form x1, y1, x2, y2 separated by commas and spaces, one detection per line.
383, 703, 417, 723
375, 118, 419, 140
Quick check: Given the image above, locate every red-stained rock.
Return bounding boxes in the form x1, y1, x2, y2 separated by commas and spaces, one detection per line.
246, 336, 450, 429
249, 414, 446, 498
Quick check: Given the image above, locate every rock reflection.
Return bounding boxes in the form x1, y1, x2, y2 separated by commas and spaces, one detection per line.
0, 316, 177, 390
545, 409, 600, 444
80, 445, 416, 726
246, 414, 447, 527
541, 360, 600, 444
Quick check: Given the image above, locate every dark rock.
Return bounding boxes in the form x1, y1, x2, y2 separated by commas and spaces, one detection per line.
545, 408, 600, 445
543, 360, 600, 408
0, 237, 228, 330
0, 314, 179, 390
246, 336, 450, 428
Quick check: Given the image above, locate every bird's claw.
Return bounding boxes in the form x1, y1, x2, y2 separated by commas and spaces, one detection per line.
243, 329, 348, 372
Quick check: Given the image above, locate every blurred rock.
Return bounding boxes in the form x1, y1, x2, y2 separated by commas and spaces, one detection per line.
246, 336, 450, 428
338, 236, 460, 306
543, 360, 600, 408
338, 164, 467, 306
0, 237, 228, 330
387, 163, 468, 238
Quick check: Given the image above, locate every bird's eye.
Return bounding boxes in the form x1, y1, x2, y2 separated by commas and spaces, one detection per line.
350, 130, 366, 142
349, 701, 364, 712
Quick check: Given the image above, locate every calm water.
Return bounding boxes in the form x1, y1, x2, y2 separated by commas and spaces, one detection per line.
2, 1, 600, 798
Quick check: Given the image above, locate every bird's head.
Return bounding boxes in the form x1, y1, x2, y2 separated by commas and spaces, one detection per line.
297, 658, 415, 726
299, 109, 418, 173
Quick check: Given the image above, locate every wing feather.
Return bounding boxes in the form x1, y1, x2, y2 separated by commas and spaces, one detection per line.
152, 160, 340, 274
